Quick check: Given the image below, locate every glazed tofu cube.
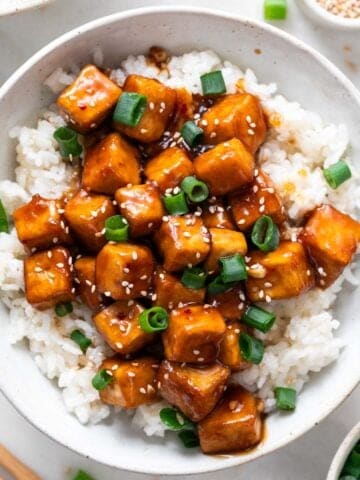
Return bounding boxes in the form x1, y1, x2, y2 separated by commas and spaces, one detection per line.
200, 93, 267, 154
93, 301, 155, 354
154, 268, 206, 310
202, 198, 236, 230
73, 257, 102, 311
115, 184, 165, 237
144, 147, 194, 193
158, 360, 230, 421
13, 194, 72, 251
299, 205, 360, 287
245, 241, 315, 301
82, 133, 141, 195
194, 138, 254, 196
64, 190, 116, 253
99, 356, 159, 408
24, 247, 74, 310
207, 285, 246, 321
229, 171, 286, 231
114, 75, 176, 143
204, 228, 247, 273
162, 305, 226, 363
198, 386, 264, 454
96, 243, 154, 300
153, 215, 210, 272
57, 65, 121, 133
219, 322, 250, 371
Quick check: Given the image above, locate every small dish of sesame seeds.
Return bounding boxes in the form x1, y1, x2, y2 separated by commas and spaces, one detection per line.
297, 0, 360, 28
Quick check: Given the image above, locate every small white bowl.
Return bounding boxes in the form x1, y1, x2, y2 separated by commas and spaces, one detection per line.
297, 0, 360, 29
327, 422, 360, 480
0, 0, 54, 17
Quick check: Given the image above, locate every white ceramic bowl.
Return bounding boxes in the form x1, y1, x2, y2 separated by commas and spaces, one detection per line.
0, 6, 360, 475
0, 0, 54, 17
297, 0, 360, 29
327, 422, 360, 480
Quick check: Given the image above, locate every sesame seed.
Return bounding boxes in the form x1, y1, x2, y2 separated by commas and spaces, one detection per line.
245, 115, 252, 123
53, 237, 59, 243
34, 267, 42, 273
164, 373, 169, 380
197, 357, 204, 362
149, 102, 155, 110
140, 290, 147, 296
104, 291, 112, 297
201, 119, 208, 126
248, 128, 255, 136
265, 295, 272, 303
306, 269, 311, 276
264, 282, 273, 288
196, 252, 201, 259
139, 387, 147, 394
183, 231, 191, 238
47, 251, 52, 258
56, 262, 64, 268
147, 384, 155, 393
140, 128, 147, 134
250, 122, 256, 128
140, 274, 148, 280
259, 205, 265, 213
162, 216, 169, 222
159, 273, 165, 280
128, 371, 136, 377
253, 185, 259, 193
214, 118, 220, 125
259, 196, 265, 205
132, 251, 138, 260
259, 290, 265, 299
71, 287, 76, 294
115, 342, 123, 349
193, 349, 200, 355
210, 132, 217, 138
238, 219, 246, 225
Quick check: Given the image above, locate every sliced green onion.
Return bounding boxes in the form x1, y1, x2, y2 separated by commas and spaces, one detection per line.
55, 301, 73, 317
159, 407, 194, 431
70, 329, 92, 353
323, 160, 352, 189
181, 266, 207, 290
113, 92, 147, 127
239, 332, 264, 365
105, 215, 129, 242
92, 369, 112, 391
162, 191, 189, 215
0, 200, 9, 233
178, 430, 200, 448
274, 387, 297, 411
181, 176, 209, 203
181, 121, 204, 147
72, 470, 96, 480
219, 254, 247, 283
242, 305, 276, 333
200, 70, 226, 96
264, 0, 287, 20
339, 477, 357, 480
139, 307, 169, 333
251, 215, 280, 252
53, 126, 82, 159
207, 275, 236, 295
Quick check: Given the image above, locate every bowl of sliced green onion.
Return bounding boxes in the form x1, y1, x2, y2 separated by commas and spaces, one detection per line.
327, 423, 360, 480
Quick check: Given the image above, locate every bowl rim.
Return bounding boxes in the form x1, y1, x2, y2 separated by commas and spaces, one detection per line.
0, 0, 54, 18
0, 5, 360, 475
297, 0, 360, 29
327, 422, 360, 480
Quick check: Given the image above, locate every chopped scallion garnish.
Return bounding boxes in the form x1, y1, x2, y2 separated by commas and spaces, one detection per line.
219, 254, 247, 283
242, 305, 276, 333
162, 191, 189, 215
105, 215, 129, 242
181, 266, 207, 289
72, 470, 96, 480
200, 70, 226, 96
251, 215, 280, 252
113, 92, 147, 127
239, 332, 264, 364
274, 387, 297, 411
55, 302, 73, 317
70, 329, 92, 353
323, 160, 352, 189
92, 369, 112, 391
0, 200, 9, 233
181, 176, 209, 203
207, 275, 236, 295
264, 0, 287, 20
53, 126, 82, 159
159, 407, 194, 431
177, 430, 200, 448
139, 307, 169, 333
181, 121, 204, 147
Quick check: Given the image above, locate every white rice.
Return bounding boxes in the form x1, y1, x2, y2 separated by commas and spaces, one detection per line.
0, 50, 359, 433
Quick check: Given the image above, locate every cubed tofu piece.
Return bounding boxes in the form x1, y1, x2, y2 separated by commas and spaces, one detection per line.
198, 386, 264, 454
154, 268, 206, 310
162, 305, 226, 363
57, 65, 121, 133
24, 247, 74, 310
99, 356, 159, 408
82, 133, 141, 195
93, 301, 155, 354
154, 215, 210, 272
158, 360, 230, 421
204, 228, 247, 273
194, 138, 254, 196
64, 190, 116, 253
13, 194, 72, 251
115, 184, 165, 237
144, 147, 194, 193
96, 243, 154, 300
202, 198, 236, 230
245, 241, 315, 301
73, 257, 102, 311
299, 205, 360, 288
219, 322, 250, 371
200, 93, 267, 154
207, 285, 246, 321
229, 171, 286, 231
114, 75, 176, 143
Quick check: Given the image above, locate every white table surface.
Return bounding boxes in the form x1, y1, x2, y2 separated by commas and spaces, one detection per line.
0, 1, 359, 479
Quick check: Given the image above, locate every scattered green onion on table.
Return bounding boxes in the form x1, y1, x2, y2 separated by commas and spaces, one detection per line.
162, 191, 189, 215
104, 215, 129, 242
53, 126, 82, 159
264, 0, 287, 20
181, 176, 209, 203
138, 306, 169, 333
113, 92, 147, 126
